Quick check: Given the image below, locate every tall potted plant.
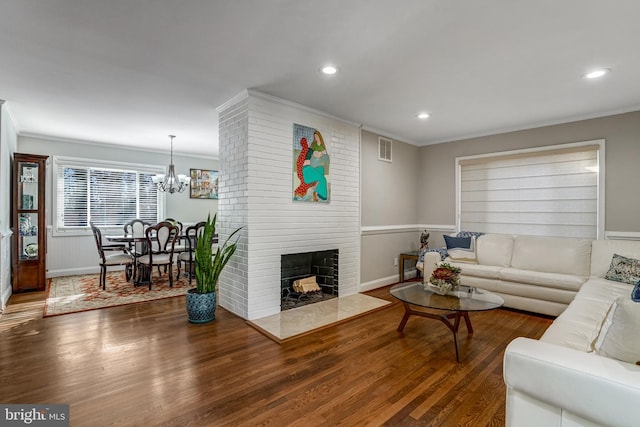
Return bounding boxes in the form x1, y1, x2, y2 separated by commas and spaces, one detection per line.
186, 214, 242, 323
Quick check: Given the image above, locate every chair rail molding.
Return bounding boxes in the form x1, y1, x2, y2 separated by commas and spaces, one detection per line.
361, 224, 456, 236
604, 231, 640, 241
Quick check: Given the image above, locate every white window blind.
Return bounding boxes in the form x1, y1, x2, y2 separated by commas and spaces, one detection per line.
54, 156, 164, 234
457, 142, 603, 239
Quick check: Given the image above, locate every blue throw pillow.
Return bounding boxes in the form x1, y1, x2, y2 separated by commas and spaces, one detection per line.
632, 281, 640, 302
443, 235, 472, 250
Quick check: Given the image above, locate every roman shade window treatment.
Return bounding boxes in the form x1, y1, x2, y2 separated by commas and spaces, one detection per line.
457, 142, 603, 239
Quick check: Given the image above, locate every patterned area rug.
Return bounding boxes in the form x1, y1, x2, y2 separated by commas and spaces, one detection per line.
44, 271, 192, 317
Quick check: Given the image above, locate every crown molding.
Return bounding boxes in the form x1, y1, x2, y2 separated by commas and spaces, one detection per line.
18, 132, 217, 160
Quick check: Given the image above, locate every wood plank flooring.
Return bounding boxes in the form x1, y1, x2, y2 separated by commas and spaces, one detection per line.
0, 285, 552, 426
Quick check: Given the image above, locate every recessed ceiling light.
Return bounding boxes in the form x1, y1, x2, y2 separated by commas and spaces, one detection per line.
583, 68, 611, 79
417, 112, 430, 119
321, 65, 338, 75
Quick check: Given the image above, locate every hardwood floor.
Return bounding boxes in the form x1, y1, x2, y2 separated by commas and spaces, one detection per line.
0, 285, 552, 426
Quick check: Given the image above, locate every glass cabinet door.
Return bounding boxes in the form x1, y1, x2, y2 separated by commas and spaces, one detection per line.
18, 213, 39, 260
18, 161, 39, 210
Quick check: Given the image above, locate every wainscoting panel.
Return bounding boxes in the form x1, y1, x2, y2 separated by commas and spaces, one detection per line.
0, 230, 12, 309
46, 227, 100, 277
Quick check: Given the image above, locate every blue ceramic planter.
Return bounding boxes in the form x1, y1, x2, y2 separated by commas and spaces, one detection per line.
186, 288, 216, 323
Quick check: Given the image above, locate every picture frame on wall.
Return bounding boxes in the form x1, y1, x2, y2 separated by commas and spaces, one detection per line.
292, 123, 330, 203
190, 169, 219, 199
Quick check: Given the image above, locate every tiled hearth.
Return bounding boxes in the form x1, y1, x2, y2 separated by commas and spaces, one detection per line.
247, 293, 391, 343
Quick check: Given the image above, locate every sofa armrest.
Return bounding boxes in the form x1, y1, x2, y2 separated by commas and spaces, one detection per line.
420, 251, 441, 283
504, 337, 640, 427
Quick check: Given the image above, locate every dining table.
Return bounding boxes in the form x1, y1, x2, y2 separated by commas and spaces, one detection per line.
105, 230, 213, 285
105, 234, 151, 285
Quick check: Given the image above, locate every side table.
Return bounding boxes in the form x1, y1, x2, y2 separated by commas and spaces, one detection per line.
399, 250, 420, 283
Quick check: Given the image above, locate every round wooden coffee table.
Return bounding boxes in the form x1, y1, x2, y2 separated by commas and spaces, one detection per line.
390, 282, 504, 362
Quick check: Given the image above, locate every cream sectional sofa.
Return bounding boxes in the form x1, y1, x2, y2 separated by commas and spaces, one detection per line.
504, 239, 640, 427
444, 234, 593, 316
420, 234, 640, 426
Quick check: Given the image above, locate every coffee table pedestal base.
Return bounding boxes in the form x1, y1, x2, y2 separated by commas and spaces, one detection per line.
397, 302, 473, 362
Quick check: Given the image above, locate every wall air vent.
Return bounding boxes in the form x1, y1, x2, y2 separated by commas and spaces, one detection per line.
378, 137, 392, 162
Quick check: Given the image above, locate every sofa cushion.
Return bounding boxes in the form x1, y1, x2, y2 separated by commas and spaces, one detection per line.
510, 235, 592, 277
475, 234, 514, 267
593, 297, 640, 364
604, 253, 640, 285
591, 239, 640, 278
541, 278, 633, 351
499, 268, 586, 292
451, 262, 502, 279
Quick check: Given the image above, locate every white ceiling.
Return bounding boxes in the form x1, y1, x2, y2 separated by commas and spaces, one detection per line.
1, 1, 639, 157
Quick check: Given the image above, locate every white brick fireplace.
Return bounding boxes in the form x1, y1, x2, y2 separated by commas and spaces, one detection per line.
216, 90, 361, 320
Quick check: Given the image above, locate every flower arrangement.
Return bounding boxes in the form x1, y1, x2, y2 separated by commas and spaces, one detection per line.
428, 262, 461, 294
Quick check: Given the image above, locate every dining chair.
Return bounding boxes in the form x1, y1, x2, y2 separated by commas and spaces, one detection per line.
90, 222, 134, 290
123, 219, 151, 282
165, 218, 187, 254
176, 221, 205, 284
137, 221, 180, 290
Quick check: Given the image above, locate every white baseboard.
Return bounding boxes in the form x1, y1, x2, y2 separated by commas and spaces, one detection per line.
46, 266, 121, 278
1, 286, 11, 311
359, 270, 418, 292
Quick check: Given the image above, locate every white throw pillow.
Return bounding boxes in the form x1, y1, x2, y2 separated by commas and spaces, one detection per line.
593, 297, 640, 365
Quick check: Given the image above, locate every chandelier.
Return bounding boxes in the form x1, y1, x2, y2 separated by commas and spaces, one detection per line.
152, 135, 190, 193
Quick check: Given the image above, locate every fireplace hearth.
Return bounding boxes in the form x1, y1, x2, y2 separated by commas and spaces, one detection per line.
281, 249, 338, 311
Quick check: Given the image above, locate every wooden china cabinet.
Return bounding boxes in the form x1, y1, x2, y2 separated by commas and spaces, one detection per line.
12, 153, 49, 292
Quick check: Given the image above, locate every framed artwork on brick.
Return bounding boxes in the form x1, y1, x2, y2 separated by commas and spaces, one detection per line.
190, 169, 219, 199
292, 123, 330, 202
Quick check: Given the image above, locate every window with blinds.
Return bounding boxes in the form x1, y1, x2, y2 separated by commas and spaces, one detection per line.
456, 141, 604, 239
53, 156, 164, 234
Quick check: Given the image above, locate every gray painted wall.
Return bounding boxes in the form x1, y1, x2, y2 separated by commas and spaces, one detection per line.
361, 130, 420, 226
417, 111, 640, 232
360, 130, 421, 285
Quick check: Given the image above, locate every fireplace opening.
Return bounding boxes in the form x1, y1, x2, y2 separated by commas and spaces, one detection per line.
281, 249, 338, 311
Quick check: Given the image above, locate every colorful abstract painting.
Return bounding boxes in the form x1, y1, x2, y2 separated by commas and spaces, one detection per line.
292, 124, 330, 202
